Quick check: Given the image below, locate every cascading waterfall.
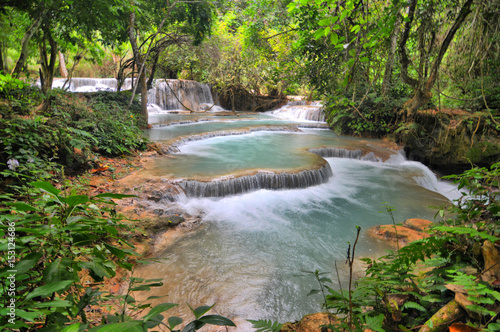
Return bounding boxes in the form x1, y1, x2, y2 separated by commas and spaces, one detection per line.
270, 101, 326, 122
51, 78, 133, 92
147, 79, 223, 112
49, 77, 223, 113
177, 163, 333, 197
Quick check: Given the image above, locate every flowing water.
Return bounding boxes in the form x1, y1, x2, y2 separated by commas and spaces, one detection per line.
57, 79, 458, 328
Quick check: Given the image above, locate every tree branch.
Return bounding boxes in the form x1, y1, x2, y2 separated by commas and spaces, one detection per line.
398, 0, 419, 89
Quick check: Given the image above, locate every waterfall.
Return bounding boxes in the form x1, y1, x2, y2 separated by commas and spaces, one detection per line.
51, 78, 132, 92
147, 80, 221, 112
177, 163, 333, 197
270, 101, 326, 122
49, 78, 222, 112
308, 147, 383, 162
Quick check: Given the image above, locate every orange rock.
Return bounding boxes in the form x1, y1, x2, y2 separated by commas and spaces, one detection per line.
282, 312, 336, 332
369, 224, 430, 247
449, 323, 481, 332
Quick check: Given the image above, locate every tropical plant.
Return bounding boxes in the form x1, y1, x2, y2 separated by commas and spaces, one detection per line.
0, 181, 236, 331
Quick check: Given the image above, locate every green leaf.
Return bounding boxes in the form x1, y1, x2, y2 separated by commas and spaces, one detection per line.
60, 324, 88, 332
15, 309, 41, 322
351, 25, 361, 33
5, 202, 37, 211
62, 195, 89, 207
32, 300, 73, 308
79, 261, 113, 280
313, 28, 325, 40
168, 316, 183, 329
142, 302, 177, 322
248, 319, 283, 332
104, 243, 127, 259
15, 251, 42, 275
403, 301, 426, 312
318, 18, 330, 26
330, 32, 338, 45
44, 258, 77, 284
31, 181, 61, 197
307, 289, 320, 296
182, 320, 205, 332
25, 280, 74, 300
198, 315, 235, 327
189, 304, 214, 319
360, 56, 369, 62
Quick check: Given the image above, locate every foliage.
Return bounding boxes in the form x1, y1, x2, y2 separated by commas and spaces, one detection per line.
0, 86, 148, 191
0, 181, 137, 330
0, 73, 30, 97
287, 0, 500, 136
160, 1, 305, 99
312, 162, 500, 331
0, 181, 235, 331
248, 319, 283, 332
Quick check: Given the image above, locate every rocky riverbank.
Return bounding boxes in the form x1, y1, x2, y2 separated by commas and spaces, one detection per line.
395, 109, 500, 173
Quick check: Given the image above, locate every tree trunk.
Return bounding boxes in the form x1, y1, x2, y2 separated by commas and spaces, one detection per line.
382, 14, 401, 96
58, 51, 68, 78
38, 27, 57, 112
11, 12, 46, 77
127, 12, 148, 124
0, 42, 4, 73
400, 0, 474, 113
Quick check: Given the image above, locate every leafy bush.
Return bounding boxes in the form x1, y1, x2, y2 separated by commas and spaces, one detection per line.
0, 73, 30, 98
324, 92, 403, 137
0, 181, 235, 331
0, 87, 149, 190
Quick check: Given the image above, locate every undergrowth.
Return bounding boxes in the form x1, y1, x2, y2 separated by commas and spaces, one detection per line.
0, 181, 235, 331
0, 76, 148, 192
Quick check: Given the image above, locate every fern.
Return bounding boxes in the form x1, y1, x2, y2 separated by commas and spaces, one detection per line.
432, 225, 498, 242
403, 301, 427, 312
248, 319, 283, 332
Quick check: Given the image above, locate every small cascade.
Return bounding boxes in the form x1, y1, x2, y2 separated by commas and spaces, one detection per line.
177, 164, 333, 197
147, 80, 218, 112
270, 101, 326, 122
308, 147, 383, 162
51, 78, 132, 92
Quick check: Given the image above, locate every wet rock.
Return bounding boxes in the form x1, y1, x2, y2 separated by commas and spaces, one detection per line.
147, 190, 164, 202
163, 215, 185, 226
142, 215, 186, 233
152, 209, 165, 216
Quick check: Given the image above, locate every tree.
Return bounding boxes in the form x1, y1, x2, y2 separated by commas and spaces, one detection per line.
398, 0, 474, 114
2, 0, 131, 92
125, 0, 213, 123
288, 0, 489, 125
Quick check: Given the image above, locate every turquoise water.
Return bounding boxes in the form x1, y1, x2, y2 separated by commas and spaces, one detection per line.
136, 111, 457, 327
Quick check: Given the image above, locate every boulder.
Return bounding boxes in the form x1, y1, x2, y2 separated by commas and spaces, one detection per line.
282, 313, 336, 332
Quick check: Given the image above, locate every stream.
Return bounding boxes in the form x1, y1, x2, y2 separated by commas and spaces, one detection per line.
57, 78, 459, 329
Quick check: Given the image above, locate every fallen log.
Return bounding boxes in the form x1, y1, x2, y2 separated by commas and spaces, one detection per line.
418, 300, 465, 332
